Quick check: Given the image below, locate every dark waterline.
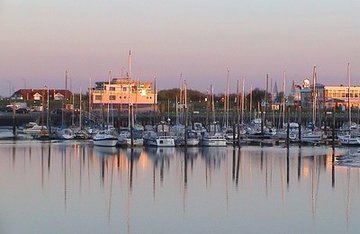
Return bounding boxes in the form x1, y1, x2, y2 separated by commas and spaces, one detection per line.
0, 141, 359, 234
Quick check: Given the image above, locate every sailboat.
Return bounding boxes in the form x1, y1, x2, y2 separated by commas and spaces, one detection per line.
201, 85, 227, 147
117, 104, 144, 148
93, 71, 118, 147
337, 63, 360, 145
54, 71, 76, 140
93, 129, 118, 147
301, 65, 324, 144
171, 78, 200, 146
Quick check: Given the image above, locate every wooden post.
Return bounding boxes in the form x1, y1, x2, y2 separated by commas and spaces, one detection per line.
298, 106, 302, 147
237, 124, 241, 148
261, 105, 264, 147
185, 106, 188, 148
130, 105, 134, 147
332, 110, 335, 150
298, 122, 302, 147
233, 124, 236, 147
12, 102, 16, 137
232, 148, 236, 181
286, 107, 290, 149
286, 148, 290, 188
331, 149, 335, 188
297, 150, 301, 181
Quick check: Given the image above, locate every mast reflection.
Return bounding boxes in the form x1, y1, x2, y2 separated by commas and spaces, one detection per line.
1, 141, 359, 231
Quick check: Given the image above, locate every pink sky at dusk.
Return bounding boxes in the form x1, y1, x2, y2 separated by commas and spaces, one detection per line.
1, 0, 359, 96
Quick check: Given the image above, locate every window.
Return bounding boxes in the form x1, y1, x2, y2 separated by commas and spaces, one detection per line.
123, 87, 127, 92
109, 87, 115, 91
95, 95, 102, 100
109, 95, 116, 100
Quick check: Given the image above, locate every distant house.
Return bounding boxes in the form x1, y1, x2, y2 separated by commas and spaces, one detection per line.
54, 92, 65, 100
11, 89, 72, 101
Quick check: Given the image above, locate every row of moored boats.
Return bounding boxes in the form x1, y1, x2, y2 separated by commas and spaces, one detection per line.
1, 119, 360, 147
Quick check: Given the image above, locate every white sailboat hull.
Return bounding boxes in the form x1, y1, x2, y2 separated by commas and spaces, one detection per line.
93, 131, 118, 147
93, 138, 118, 147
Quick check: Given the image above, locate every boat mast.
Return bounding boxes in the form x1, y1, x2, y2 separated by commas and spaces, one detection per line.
79, 87, 82, 129
347, 62, 351, 124
282, 71, 286, 128
153, 75, 157, 125
249, 85, 253, 122
175, 95, 179, 124
127, 83, 131, 129
265, 74, 269, 126
88, 77, 92, 123
107, 70, 112, 128
184, 80, 188, 126
135, 79, 139, 121
241, 78, 245, 125
211, 85, 215, 123
65, 70, 68, 90
72, 92, 75, 126
167, 99, 170, 121
127, 51, 132, 128
224, 69, 230, 128
236, 80, 240, 124
312, 65, 317, 128
179, 74, 183, 124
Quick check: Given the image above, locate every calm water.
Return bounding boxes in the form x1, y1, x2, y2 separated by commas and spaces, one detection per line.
0, 141, 359, 234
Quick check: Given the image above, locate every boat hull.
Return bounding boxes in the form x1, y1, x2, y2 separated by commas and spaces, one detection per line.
93, 138, 118, 147
202, 139, 227, 147
145, 137, 175, 147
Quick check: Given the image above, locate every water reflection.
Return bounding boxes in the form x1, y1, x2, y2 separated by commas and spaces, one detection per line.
1, 142, 360, 233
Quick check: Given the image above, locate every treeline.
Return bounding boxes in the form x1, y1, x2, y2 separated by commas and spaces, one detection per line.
0, 88, 285, 114
157, 88, 285, 113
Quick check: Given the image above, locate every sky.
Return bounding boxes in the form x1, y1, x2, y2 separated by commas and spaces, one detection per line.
1, 0, 360, 96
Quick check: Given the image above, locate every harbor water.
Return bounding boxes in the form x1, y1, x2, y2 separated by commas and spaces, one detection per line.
0, 141, 360, 233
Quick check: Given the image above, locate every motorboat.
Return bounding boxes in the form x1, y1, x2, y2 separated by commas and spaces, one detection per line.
202, 132, 227, 147
22, 122, 49, 139
55, 128, 75, 140
143, 122, 175, 147
92, 130, 118, 147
